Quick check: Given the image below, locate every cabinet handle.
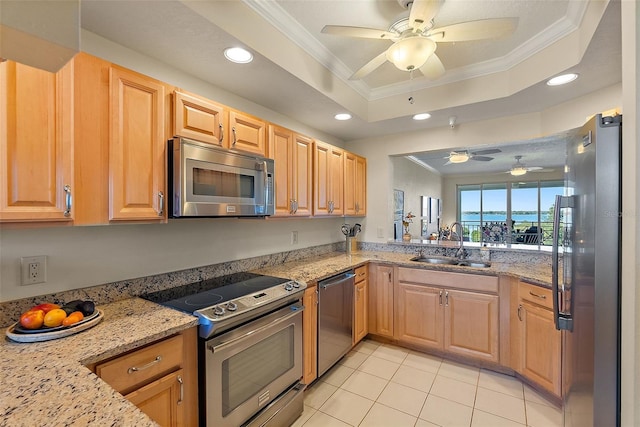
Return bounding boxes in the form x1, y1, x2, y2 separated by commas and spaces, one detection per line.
232, 126, 237, 146
157, 191, 164, 216
127, 355, 162, 374
63, 185, 72, 217
290, 199, 294, 213
529, 291, 547, 300
387, 271, 392, 282
219, 123, 224, 144
177, 375, 184, 404
517, 304, 523, 321
439, 290, 443, 306
445, 291, 449, 306
294, 199, 298, 213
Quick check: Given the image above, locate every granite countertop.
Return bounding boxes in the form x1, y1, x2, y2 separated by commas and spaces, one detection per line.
1, 298, 198, 426
1, 250, 552, 425
253, 250, 553, 288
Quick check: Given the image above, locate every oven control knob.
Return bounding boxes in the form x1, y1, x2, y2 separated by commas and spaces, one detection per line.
226, 302, 238, 312
293, 281, 300, 289
284, 283, 294, 292
213, 306, 225, 316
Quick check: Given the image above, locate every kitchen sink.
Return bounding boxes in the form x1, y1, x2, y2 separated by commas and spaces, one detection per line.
410, 256, 491, 268
410, 256, 459, 265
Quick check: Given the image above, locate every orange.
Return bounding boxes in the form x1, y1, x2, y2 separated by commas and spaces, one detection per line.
62, 311, 84, 327
43, 308, 67, 327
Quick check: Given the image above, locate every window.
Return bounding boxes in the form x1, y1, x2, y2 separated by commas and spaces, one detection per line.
458, 180, 563, 245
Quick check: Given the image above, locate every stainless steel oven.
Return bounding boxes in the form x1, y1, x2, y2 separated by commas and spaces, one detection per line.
141, 272, 306, 427
204, 302, 304, 427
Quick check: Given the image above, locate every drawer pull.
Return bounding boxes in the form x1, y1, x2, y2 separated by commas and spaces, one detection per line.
529, 291, 547, 300
177, 375, 184, 404
517, 304, 523, 321
127, 355, 162, 374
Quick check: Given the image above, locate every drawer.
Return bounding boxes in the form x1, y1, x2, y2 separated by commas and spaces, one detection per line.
519, 281, 553, 310
96, 334, 183, 394
354, 265, 368, 283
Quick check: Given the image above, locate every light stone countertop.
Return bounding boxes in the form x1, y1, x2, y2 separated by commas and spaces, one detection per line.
0, 250, 552, 426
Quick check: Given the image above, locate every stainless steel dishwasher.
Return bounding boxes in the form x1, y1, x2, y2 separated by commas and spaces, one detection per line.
317, 270, 355, 377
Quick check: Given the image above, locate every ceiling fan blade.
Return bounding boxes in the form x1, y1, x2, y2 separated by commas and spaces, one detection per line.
430, 18, 518, 43
409, 0, 443, 32
419, 52, 445, 80
471, 156, 494, 162
349, 51, 388, 80
321, 25, 398, 40
472, 148, 502, 156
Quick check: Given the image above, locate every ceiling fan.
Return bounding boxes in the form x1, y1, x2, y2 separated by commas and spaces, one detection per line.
444, 148, 501, 164
321, 0, 517, 80
508, 155, 546, 176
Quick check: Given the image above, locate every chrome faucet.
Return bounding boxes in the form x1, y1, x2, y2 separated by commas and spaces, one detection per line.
450, 221, 466, 259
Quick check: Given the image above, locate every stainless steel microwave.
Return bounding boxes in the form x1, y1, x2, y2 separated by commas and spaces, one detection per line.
169, 138, 274, 217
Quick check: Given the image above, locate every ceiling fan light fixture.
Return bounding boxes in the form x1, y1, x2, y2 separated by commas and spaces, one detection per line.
546, 73, 578, 86
224, 47, 253, 64
386, 37, 436, 71
449, 152, 470, 163
413, 113, 431, 120
510, 166, 528, 176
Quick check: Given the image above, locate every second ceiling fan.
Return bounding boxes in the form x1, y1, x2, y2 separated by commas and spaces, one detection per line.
321, 0, 517, 80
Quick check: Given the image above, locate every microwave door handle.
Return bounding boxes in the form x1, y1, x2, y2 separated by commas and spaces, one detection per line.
262, 160, 268, 214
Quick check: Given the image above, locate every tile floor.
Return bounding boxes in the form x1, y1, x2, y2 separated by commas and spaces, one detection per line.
294, 340, 563, 427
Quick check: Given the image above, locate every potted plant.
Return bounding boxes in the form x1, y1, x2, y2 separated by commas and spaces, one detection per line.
402, 212, 415, 241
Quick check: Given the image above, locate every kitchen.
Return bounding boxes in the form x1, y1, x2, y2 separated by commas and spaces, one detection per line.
1, 1, 638, 427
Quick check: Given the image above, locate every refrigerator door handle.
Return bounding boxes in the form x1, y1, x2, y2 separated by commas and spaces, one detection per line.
552, 194, 573, 331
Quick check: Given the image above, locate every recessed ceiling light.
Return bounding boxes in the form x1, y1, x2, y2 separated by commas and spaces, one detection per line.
412, 113, 431, 121
546, 73, 578, 86
334, 113, 352, 121
224, 47, 253, 64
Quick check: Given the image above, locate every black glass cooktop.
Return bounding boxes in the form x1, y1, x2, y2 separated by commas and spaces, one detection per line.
141, 272, 290, 313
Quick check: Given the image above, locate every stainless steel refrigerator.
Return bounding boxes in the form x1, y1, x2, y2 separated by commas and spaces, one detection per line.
553, 113, 621, 426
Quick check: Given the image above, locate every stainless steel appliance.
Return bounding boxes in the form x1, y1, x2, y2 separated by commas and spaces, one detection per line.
317, 270, 355, 377
142, 272, 306, 427
553, 114, 621, 426
169, 137, 275, 217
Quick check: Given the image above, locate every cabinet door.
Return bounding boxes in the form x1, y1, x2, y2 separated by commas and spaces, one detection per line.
368, 264, 394, 337
229, 110, 266, 156
291, 133, 313, 216
353, 278, 368, 344
173, 90, 227, 147
344, 151, 357, 216
520, 301, 562, 396
396, 282, 444, 350
269, 125, 294, 216
125, 369, 185, 427
0, 60, 74, 222
313, 141, 330, 215
444, 289, 499, 363
328, 145, 344, 215
302, 285, 318, 385
109, 66, 166, 221
355, 155, 366, 216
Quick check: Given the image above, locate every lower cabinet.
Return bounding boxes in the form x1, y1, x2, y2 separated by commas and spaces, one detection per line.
395, 268, 500, 363
516, 281, 562, 396
91, 327, 198, 427
302, 284, 318, 385
368, 263, 394, 338
353, 265, 368, 345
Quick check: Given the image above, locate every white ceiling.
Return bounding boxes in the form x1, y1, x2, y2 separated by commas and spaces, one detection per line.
80, 0, 621, 143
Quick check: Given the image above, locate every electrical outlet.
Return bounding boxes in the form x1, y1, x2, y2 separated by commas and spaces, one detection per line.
291, 231, 299, 245
21, 256, 47, 285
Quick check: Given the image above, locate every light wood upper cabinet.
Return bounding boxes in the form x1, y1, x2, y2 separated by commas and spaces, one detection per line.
268, 125, 312, 217
353, 265, 369, 345
344, 152, 366, 217
229, 109, 267, 156
368, 264, 394, 338
0, 60, 74, 223
109, 66, 166, 221
302, 285, 318, 385
173, 90, 227, 147
313, 140, 344, 216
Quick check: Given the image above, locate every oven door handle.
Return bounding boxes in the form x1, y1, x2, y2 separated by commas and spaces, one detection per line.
209, 304, 304, 353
